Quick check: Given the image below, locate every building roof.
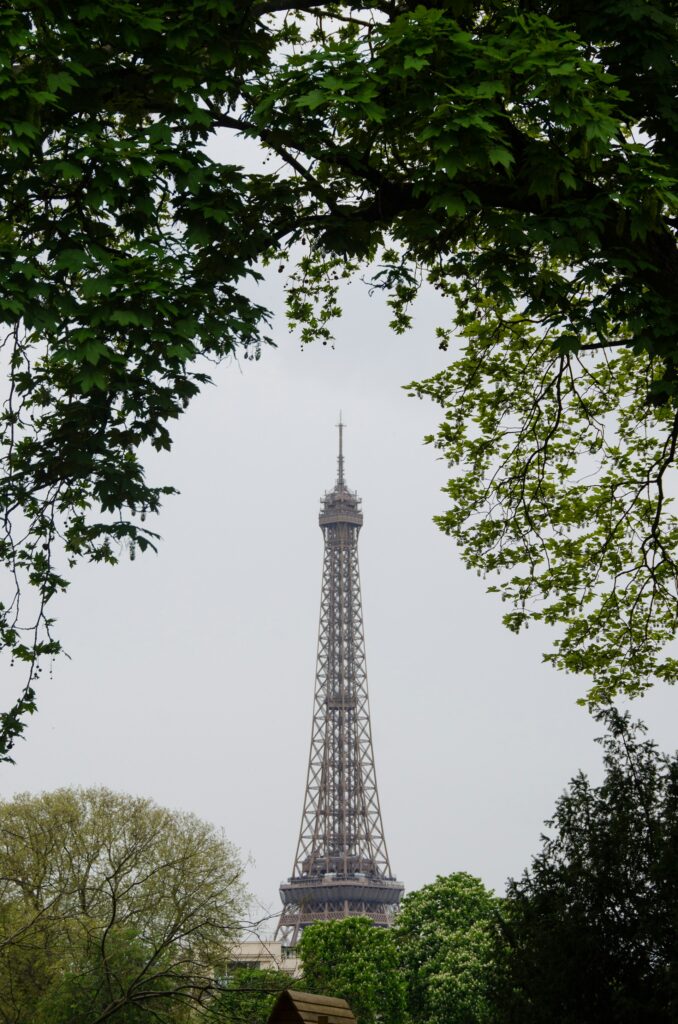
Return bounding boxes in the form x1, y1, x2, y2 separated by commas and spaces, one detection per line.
267, 990, 356, 1024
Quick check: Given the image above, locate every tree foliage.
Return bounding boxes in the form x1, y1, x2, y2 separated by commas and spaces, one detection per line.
208, 967, 291, 1024
0, 787, 247, 1023
296, 917, 406, 1024
393, 873, 503, 1024
252, 0, 678, 703
0, 0, 280, 758
33, 927, 193, 1024
500, 709, 678, 1023
2, 0, 678, 753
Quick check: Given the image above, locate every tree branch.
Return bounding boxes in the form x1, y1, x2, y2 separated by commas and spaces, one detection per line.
251, 0, 336, 15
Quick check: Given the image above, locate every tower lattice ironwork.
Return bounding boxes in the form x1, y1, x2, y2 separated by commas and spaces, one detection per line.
277, 420, 403, 944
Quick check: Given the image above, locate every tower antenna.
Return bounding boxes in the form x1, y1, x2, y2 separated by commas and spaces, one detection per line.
337, 412, 345, 486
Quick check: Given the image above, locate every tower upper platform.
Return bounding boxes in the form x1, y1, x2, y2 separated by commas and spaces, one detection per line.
319, 417, 363, 528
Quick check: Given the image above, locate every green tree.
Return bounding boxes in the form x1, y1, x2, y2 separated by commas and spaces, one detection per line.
297, 917, 406, 1024
0, 787, 247, 1024
499, 709, 678, 1024
393, 873, 503, 1024
34, 926, 193, 1024
209, 967, 291, 1024
268, 0, 678, 705
2, 1, 678, 754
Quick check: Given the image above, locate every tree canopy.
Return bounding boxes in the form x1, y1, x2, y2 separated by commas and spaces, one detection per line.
0, 787, 247, 1023
393, 873, 503, 1024
296, 916, 406, 1024
499, 709, 678, 1022
208, 967, 291, 1024
2, 0, 678, 754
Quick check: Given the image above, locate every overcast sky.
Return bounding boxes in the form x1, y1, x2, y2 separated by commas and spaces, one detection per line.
4, 260, 677, 934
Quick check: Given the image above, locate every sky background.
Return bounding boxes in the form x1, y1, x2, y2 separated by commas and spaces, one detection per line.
4, 236, 678, 935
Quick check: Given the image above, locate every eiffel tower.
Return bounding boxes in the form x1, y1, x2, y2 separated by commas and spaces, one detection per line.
277, 420, 403, 943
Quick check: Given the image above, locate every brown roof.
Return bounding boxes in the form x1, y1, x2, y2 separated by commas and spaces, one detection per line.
268, 990, 356, 1024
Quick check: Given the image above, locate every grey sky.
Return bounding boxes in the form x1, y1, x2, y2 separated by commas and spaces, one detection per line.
4, 261, 678, 933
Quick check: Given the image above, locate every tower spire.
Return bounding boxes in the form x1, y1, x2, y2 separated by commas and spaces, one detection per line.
276, 426, 403, 944
337, 412, 345, 487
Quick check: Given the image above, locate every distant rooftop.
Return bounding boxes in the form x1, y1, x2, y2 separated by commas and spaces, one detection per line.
268, 990, 356, 1024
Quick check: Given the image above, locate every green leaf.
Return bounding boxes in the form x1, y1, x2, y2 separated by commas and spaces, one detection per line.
488, 146, 514, 169
110, 310, 142, 326
403, 55, 429, 71
295, 89, 328, 110
46, 71, 77, 94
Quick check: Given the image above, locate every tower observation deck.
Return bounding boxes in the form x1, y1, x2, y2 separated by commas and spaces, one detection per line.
277, 420, 403, 944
